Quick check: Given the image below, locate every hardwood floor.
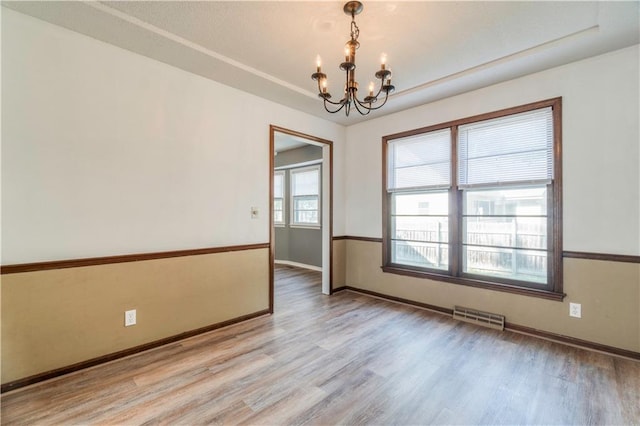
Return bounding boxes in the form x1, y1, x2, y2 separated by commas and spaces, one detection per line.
2, 265, 639, 425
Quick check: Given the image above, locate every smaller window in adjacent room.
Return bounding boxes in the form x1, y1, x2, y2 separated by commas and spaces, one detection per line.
291, 165, 321, 226
383, 98, 563, 299
274, 170, 285, 225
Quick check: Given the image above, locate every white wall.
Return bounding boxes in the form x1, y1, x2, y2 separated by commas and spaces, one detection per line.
345, 45, 639, 256
3, 8, 637, 261
1, 8, 346, 264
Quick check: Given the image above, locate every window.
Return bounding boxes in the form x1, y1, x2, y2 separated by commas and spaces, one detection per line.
291, 165, 320, 226
274, 170, 285, 225
387, 129, 451, 271
383, 98, 562, 299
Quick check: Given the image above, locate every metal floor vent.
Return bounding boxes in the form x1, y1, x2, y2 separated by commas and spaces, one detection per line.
453, 306, 505, 331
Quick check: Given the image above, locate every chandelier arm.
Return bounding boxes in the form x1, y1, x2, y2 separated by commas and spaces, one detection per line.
362, 91, 391, 111
373, 80, 387, 99
323, 97, 347, 106
352, 97, 373, 115
352, 89, 390, 112
323, 98, 347, 114
358, 93, 389, 111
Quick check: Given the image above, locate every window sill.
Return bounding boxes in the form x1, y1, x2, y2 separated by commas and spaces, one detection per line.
290, 224, 321, 230
381, 265, 566, 301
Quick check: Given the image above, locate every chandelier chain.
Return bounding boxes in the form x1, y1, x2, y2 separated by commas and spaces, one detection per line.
350, 18, 359, 42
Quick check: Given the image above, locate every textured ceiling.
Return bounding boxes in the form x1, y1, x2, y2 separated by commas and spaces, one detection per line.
3, 1, 639, 125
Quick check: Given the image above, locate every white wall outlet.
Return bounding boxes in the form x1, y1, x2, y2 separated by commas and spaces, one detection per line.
569, 303, 581, 318
251, 206, 259, 219
125, 309, 137, 326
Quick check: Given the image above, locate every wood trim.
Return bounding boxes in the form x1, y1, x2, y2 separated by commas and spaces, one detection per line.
344, 287, 639, 361
329, 138, 335, 295
269, 125, 276, 314
0, 243, 270, 275
333, 235, 383, 243
344, 286, 454, 315
382, 98, 563, 141
381, 266, 565, 301
381, 136, 390, 273
551, 98, 564, 294
270, 125, 334, 148
332, 237, 640, 265
563, 251, 640, 264
0, 309, 271, 394
505, 322, 640, 361
450, 128, 460, 278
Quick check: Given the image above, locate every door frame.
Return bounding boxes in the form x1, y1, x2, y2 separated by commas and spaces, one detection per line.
269, 125, 333, 313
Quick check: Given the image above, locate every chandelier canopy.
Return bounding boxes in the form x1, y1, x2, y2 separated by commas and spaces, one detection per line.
311, 1, 395, 117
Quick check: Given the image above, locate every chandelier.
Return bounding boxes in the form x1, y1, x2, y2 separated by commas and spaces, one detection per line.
311, 1, 395, 116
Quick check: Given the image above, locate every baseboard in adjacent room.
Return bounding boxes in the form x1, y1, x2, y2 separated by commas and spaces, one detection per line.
274, 260, 322, 272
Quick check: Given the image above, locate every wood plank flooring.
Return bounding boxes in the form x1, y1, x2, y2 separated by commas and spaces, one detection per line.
2, 265, 639, 425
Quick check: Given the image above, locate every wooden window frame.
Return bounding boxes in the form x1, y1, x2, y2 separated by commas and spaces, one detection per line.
273, 170, 286, 226
382, 98, 564, 301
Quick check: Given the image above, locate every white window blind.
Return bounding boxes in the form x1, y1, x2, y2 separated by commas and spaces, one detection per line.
274, 172, 284, 198
292, 168, 319, 196
458, 107, 553, 188
388, 129, 451, 191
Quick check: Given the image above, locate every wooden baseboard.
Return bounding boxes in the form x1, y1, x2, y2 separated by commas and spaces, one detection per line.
505, 323, 640, 361
1, 309, 270, 394
343, 286, 453, 315
343, 286, 640, 361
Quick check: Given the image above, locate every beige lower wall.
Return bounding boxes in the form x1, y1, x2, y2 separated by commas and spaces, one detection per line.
1, 248, 270, 384
2, 241, 634, 384
332, 239, 346, 289
345, 240, 640, 353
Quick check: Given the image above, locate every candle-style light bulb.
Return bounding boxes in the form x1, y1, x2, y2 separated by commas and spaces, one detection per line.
380, 53, 387, 70
368, 81, 374, 96
316, 55, 322, 72
322, 79, 328, 93
345, 47, 350, 62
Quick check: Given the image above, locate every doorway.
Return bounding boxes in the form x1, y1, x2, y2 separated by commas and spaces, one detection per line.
269, 125, 333, 313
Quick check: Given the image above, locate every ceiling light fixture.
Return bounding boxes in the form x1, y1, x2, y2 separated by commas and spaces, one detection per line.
311, 1, 395, 116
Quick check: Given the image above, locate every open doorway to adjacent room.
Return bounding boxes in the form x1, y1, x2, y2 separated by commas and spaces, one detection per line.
269, 125, 333, 312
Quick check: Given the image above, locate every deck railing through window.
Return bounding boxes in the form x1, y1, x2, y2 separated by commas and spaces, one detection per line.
394, 220, 547, 282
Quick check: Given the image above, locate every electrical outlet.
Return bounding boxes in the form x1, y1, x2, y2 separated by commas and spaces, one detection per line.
125, 309, 137, 326
569, 303, 581, 318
